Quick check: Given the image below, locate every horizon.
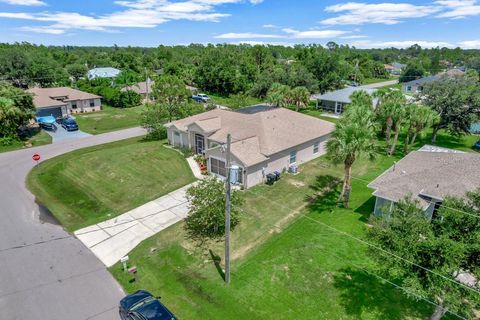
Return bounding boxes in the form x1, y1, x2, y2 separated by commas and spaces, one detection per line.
0, 0, 479, 49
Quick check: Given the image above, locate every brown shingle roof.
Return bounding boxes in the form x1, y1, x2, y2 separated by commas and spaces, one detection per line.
368, 148, 480, 209
27, 87, 101, 108
167, 107, 335, 166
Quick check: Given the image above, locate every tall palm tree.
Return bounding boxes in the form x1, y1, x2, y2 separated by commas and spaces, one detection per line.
326, 98, 377, 208
404, 105, 440, 154
289, 86, 310, 112
267, 83, 291, 108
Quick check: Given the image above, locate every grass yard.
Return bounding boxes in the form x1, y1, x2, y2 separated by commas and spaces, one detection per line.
27, 137, 195, 231
111, 119, 475, 319
362, 75, 398, 85
75, 105, 145, 134
0, 130, 52, 154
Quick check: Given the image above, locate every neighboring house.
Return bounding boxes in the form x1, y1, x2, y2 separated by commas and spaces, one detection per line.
87, 67, 121, 80
471, 123, 480, 134
27, 87, 102, 117
385, 62, 406, 75
368, 145, 480, 218
121, 79, 153, 101
402, 68, 465, 94
311, 87, 377, 114
165, 105, 335, 188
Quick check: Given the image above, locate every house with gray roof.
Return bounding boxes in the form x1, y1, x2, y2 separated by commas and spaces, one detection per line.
165, 106, 335, 188
402, 68, 466, 94
311, 87, 377, 115
87, 67, 121, 80
368, 145, 480, 218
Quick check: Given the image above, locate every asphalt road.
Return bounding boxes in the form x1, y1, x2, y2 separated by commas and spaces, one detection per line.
0, 127, 146, 320
360, 79, 399, 89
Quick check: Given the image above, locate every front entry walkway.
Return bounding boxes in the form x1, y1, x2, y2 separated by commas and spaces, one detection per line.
75, 184, 193, 267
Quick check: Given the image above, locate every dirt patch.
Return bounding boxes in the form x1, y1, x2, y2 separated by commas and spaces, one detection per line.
288, 180, 305, 187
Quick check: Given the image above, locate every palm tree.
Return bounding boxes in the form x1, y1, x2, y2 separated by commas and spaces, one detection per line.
374, 90, 407, 155
267, 83, 291, 108
289, 86, 310, 112
404, 105, 440, 154
326, 98, 377, 208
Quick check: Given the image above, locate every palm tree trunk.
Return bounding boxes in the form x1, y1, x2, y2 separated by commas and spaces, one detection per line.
409, 131, 419, 149
404, 126, 412, 154
338, 157, 354, 208
389, 123, 400, 156
431, 125, 440, 143
385, 117, 393, 154
430, 300, 448, 320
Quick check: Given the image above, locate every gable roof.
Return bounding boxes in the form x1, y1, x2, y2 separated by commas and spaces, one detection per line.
87, 67, 121, 79
27, 87, 101, 109
403, 75, 440, 86
311, 87, 377, 104
368, 146, 480, 209
166, 107, 335, 166
121, 79, 153, 95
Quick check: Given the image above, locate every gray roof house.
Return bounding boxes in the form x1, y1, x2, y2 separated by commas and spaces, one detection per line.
402, 68, 465, 94
311, 87, 378, 115
165, 106, 335, 188
368, 145, 480, 218
87, 67, 121, 80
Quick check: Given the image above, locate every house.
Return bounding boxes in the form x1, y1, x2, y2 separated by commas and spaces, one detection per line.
385, 62, 406, 75
402, 68, 465, 94
311, 87, 377, 114
165, 106, 335, 188
368, 145, 480, 218
87, 67, 121, 80
27, 87, 102, 118
121, 79, 153, 101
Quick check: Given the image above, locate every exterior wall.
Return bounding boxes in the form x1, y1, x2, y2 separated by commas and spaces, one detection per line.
319, 100, 347, 114
167, 128, 189, 148
402, 84, 422, 94
67, 98, 102, 114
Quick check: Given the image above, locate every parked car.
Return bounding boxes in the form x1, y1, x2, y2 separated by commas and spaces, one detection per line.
119, 290, 177, 320
474, 140, 480, 150
61, 118, 79, 131
191, 93, 210, 103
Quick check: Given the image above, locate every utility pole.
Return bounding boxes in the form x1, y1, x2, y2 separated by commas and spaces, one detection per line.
224, 134, 232, 284
145, 67, 149, 102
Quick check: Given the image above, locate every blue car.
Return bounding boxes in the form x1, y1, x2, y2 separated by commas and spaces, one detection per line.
61, 117, 79, 131
474, 140, 480, 150
119, 290, 177, 320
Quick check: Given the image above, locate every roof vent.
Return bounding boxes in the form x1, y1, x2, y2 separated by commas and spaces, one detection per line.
401, 170, 406, 175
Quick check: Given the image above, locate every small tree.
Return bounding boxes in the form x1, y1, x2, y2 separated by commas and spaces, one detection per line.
184, 177, 243, 244
403, 104, 440, 154
367, 190, 480, 319
151, 75, 190, 122
289, 86, 310, 112
326, 92, 377, 208
140, 104, 169, 140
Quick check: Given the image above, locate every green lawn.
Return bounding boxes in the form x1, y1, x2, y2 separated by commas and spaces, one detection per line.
362, 76, 397, 85
75, 105, 145, 134
0, 130, 52, 154
110, 119, 475, 319
27, 137, 195, 231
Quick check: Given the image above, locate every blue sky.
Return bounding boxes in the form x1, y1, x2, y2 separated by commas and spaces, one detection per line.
0, 0, 479, 48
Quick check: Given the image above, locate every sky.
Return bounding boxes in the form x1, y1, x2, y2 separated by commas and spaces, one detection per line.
0, 0, 479, 48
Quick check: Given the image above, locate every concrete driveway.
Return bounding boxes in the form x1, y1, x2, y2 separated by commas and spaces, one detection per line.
75, 184, 193, 267
0, 127, 146, 320
45, 125, 91, 143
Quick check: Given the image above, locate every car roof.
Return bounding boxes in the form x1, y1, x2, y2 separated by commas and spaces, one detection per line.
120, 290, 153, 310
135, 299, 174, 320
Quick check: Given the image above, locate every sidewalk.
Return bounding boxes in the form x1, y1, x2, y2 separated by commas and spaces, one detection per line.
74, 184, 193, 267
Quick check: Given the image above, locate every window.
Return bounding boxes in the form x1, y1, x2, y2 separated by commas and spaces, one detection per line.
313, 142, 320, 154
174, 131, 180, 137
406, 86, 412, 92
210, 158, 226, 177
89, 99, 95, 107
71, 102, 77, 109
289, 150, 297, 164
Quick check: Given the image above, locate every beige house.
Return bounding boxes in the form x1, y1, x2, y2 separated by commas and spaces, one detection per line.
27, 87, 102, 118
368, 145, 480, 219
165, 106, 335, 188
121, 79, 153, 102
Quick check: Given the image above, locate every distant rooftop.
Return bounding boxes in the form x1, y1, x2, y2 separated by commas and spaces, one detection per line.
87, 67, 121, 80
311, 87, 377, 104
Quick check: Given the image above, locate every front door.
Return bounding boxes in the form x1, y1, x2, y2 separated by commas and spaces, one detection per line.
195, 134, 205, 154
335, 102, 343, 114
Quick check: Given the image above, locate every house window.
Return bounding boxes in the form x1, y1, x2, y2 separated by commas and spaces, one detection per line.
289, 150, 297, 165
210, 158, 226, 177
71, 102, 77, 109
174, 131, 180, 137
89, 99, 95, 107
406, 86, 412, 92
313, 142, 320, 154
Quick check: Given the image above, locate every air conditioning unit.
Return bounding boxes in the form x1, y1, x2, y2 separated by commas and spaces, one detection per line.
289, 164, 298, 174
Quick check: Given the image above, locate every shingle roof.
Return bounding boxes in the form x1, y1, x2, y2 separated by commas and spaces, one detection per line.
167, 107, 335, 166
368, 147, 480, 209
87, 67, 121, 79
121, 79, 153, 95
403, 75, 440, 86
311, 87, 377, 104
27, 87, 101, 109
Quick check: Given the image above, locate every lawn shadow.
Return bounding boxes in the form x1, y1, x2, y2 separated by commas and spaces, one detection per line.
305, 175, 341, 213
354, 196, 375, 223
209, 249, 225, 281
333, 267, 431, 319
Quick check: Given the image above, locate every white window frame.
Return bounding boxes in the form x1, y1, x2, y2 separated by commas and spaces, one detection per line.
289, 150, 297, 165
209, 156, 227, 178
313, 142, 320, 154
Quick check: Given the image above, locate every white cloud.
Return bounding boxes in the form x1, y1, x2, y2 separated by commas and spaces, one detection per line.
321, 2, 440, 25
263, 24, 280, 28
0, 0, 45, 5
458, 40, 480, 49
435, 0, 480, 19
282, 28, 348, 38
349, 40, 455, 49
215, 32, 283, 39
340, 35, 368, 39
0, 0, 262, 34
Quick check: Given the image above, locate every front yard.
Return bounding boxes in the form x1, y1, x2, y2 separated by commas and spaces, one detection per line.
0, 130, 52, 154
75, 105, 145, 134
27, 137, 195, 231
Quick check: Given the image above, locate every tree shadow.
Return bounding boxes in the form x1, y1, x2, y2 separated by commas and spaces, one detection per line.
354, 196, 375, 223
209, 249, 225, 281
305, 175, 342, 213
333, 267, 431, 319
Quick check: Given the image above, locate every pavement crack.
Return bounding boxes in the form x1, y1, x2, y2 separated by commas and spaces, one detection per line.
0, 235, 73, 253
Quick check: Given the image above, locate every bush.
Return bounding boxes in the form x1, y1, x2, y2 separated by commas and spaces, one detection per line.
0, 136, 16, 146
